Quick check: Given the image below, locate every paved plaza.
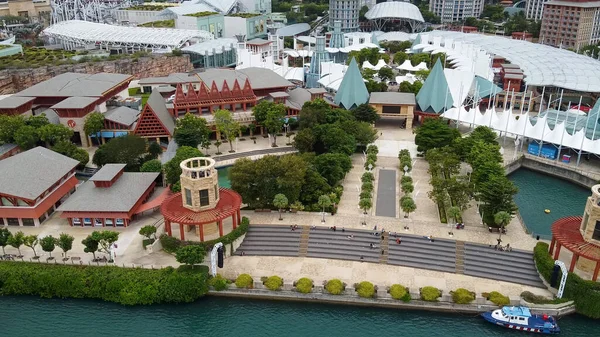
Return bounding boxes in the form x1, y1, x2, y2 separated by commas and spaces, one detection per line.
375, 169, 397, 217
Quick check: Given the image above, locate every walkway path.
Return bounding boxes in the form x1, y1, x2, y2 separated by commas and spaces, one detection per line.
375, 169, 396, 217
213, 146, 296, 162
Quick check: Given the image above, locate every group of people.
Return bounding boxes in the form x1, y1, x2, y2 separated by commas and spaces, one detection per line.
290, 224, 299, 231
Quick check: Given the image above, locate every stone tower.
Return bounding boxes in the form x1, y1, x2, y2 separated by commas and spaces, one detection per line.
581, 184, 600, 242
179, 157, 220, 212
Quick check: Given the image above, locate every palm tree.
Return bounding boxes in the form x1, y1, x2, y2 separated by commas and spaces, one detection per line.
494, 211, 512, 243
447, 206, 462, 224
318, 195, 332, 223
273, 194, 288, 221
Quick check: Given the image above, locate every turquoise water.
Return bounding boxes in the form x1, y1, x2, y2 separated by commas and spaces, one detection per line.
218, 166, 231, 188
2, 296, 598, 336
509, 168, 589, 237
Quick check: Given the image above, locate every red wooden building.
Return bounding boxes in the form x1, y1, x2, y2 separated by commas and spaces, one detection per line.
0, 147, 79, 227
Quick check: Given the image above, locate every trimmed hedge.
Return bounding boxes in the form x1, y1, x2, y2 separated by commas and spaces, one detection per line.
451, 288, 475, 304
389, 284, 411, 302
209, 274, 229, 291
325, 279, 345, 295
520, 291, 570, 305
235, 274, 253, 289
161, 216, 250, 254
534, 242, 600, 318
264, 276, 283, 291
355, 281, 375, 298
295, 278, 313, 293
0, 262, 208, 305
487, 291, 510, 306
420, 286, 441, 302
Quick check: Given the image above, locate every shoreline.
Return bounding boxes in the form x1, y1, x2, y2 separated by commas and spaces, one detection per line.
206, 288, 577, 318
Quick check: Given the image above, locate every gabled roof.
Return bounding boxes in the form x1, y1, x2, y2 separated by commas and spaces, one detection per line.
90, 164, 126, 182
0, 147, 79, 200
334, 57, 369, 109
50, 96, 98, 109
415, 59, 453, 114
0, 96, 35, 109
134, 90, 175, 137
15, 72, 132, 98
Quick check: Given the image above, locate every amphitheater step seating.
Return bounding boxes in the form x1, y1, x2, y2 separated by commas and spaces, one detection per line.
463, 242, 545, 288
234, 225, 301, 257
387, 234, 457, 273
234, 226, 546, 288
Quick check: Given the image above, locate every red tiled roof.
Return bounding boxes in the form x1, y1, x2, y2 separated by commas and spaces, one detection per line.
160, 188, 242, 224
552, 216, 600, 261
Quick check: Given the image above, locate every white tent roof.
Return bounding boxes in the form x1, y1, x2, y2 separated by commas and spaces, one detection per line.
284, 49, 313, 58
363, 60, 375, 69
365, 2, 424, 22
443, 68, 474, 108
375, 31, 413, 43
414, 62, 428, 71
396, 74, 417, 84
398, 60, 418, 72
419, 30, 600, 92
43, 20, 212, 49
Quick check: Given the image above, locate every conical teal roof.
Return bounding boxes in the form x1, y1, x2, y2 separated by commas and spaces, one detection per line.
473, 75, 503, 99
415, 58, 453, 114
410, 34, 422, 52
334, 57, 369, 109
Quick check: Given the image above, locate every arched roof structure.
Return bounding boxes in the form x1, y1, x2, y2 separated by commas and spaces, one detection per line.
417, 31, 600, 92
43, 20, 213, 51
365, 2, 424, 32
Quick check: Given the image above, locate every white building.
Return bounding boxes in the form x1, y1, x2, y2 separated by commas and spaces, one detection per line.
329, 0, 360, 32
525, 0, 550, 21
429, 0, 485, 23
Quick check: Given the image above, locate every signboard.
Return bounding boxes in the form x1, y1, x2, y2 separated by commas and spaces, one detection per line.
67, 120, 76, 128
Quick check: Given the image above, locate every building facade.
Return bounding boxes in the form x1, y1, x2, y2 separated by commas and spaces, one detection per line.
540, 0, 600, 49
526, 0, 551, 21
0, 147, 79, 227
0, 0, 51, 22
329, 0, 360, 33
429, 0, 485, 23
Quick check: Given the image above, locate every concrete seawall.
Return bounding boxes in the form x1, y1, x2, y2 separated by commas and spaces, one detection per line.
506, 155, 598, 188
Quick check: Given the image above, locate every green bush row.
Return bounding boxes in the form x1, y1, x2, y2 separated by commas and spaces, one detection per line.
0, 262, 208, 305
420, 286, 442, 302
389, 284, 411, 302
160, 217, 250, 254
534, 242, 600, 318
451, 288, 475, 304
355, 281, 376, 298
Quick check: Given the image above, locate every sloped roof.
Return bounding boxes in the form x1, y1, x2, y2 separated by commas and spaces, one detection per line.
15, 72, 132, 98
415, 59, 453, 113
147, 90, 175, 135
0, 96, 35, 109
472, 75, 503, 99
104, 106, 139, 127
334, 57, 369, 109
0, 147, 79, 200
50, 96, 98, 109
90, 164, 126, 182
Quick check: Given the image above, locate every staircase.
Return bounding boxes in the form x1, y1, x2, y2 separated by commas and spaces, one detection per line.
299, 226, 310, 257
379, 234, 389, 263
455, 240, 465, 274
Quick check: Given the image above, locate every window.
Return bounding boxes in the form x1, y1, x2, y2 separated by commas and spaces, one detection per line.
22, 218, 35, 226
185, 188, 192, 206
7, 218, 19, 226
116, 218, 125, 226
593, 220, 600, 240
72, 218, 81, 225
199, 189, 210, 206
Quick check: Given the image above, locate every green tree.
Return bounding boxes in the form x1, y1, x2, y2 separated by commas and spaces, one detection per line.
415, 118, 461, 153
164, 146, 203, 186
353, 103, 380, 124
401, 182, 414, 194
399, 81, 414, 93
314, 153, 352, 186
293, 128, 315, 153
447, 206, 462, 223
479, 176, 518, 224
39, 235, 57, 258
175, 245, 206, 268
273, 193, 289, 220
494, 211, 512, 241
173, 113, 211, 149
37, 124, 73, 146
318, 124, 356, 155
0, 228, 11, 255
148, 141, 163, 159
139, 225, 157, 240
394, 51, 408, 65
92, 134, 148, 171
253, 101, 286, 147
214, 109, 240, 152
7, 231, 25, 256
23, 234, 39, 257
91, 230, 119, 257
359, 5, 369, 21
410, 53, 430, 67
82, 235, 99, 260
359, 197, 372, 214
52, 140, 89, 167
378, 67, 394, 82
318, 194, 332, 222
415, 69, 431, 82
0, 115, 25, 144
140, 159, 162, 172
445, 176, 472, 210
13, 125, 39, 150
26, 114, 49, 128
83, 112, 105, 140
400, 196, 417, 218
57, 233, 74, 259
